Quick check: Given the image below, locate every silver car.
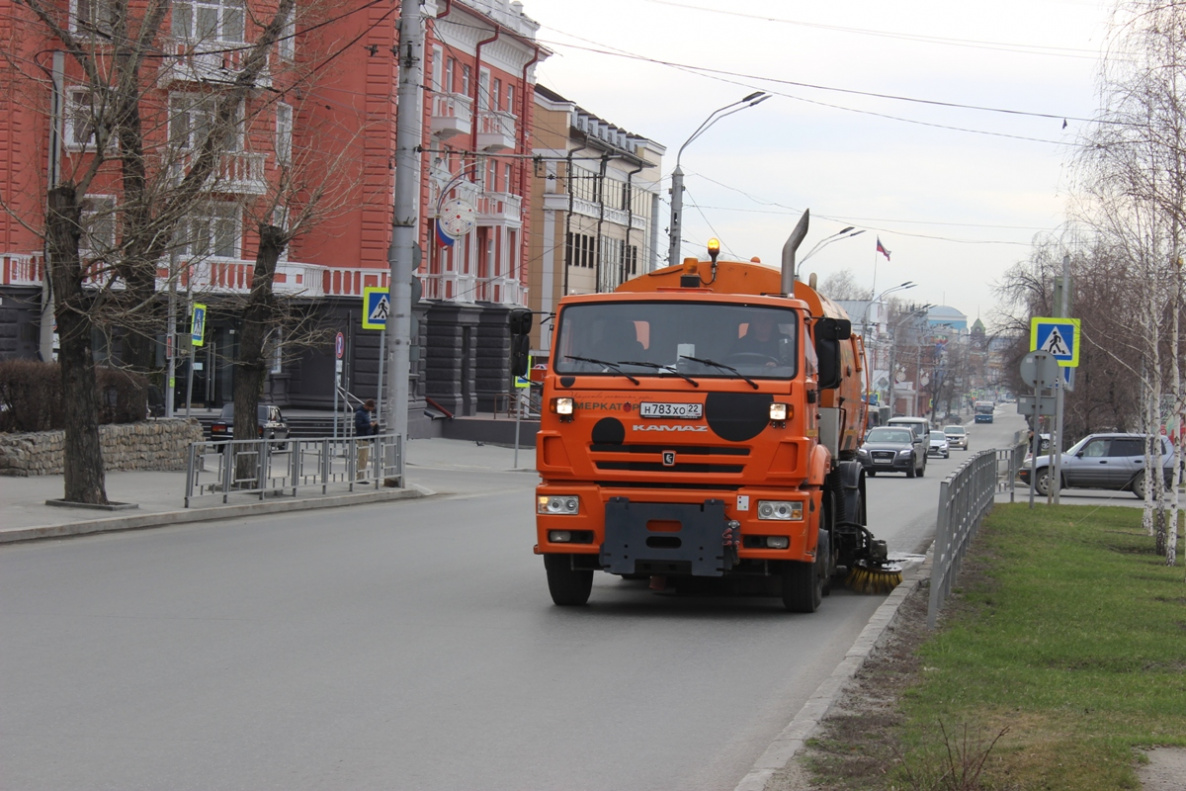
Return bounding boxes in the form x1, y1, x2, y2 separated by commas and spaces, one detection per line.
1019, 433, 1177, 498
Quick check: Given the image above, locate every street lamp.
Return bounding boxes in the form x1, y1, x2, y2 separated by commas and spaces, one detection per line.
887, 303, 933, 417
860, 281, 916, 337
667, 91, 769, 266
798, 227, 866, 269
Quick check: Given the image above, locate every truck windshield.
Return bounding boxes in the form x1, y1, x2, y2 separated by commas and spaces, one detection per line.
553, 301, 798, 380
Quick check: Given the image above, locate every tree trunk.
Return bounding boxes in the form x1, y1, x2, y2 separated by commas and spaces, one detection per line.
233, 224, 286, 486
47, 186, 108, 504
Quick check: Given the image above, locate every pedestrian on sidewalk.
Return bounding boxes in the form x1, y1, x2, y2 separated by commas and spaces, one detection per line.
355, 399, 378, 481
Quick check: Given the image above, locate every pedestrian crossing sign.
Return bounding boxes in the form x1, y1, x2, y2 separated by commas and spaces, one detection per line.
1030, 317, 1080, 367
362, 287, 390, 330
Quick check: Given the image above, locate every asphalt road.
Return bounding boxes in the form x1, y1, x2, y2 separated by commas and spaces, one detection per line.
0, 419, 1023, 791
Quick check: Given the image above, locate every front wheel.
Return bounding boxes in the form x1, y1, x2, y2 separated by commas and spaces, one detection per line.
783, 554, 824, 613
544, 554, 593, 606
1034, 468, 1054, 496
906, 456, 917, 478
1131, 471, 1147, 500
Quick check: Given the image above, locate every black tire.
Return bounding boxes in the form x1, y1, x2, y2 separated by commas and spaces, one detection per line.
1034, 468, 1053, 496
544, 554, 593, 606
867, 469, 876, 477
1131, 471, 1147, 500
906, 456, 917, 478
783, 554, 824, 613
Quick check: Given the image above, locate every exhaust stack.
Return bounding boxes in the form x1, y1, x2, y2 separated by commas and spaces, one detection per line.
780, 209, 810, 295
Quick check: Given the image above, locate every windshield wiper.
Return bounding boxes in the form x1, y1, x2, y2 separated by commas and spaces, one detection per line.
564, 355, 640, 385
619, 360, 699, 387
679, 355, 758, 389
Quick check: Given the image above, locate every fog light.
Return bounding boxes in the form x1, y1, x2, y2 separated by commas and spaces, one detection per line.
549, 530, 574, 542
765, 536, 790, 549
537, 495, 579, 515
551, 397, 574, 416
757, 500, 802, 521
769, 402, 789, 421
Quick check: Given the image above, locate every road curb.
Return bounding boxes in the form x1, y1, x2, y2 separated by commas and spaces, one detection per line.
0, 485, 432, 545
732, 553, 933, 791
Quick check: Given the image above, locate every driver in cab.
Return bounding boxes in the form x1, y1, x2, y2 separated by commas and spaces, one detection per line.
731, 315, 786, 364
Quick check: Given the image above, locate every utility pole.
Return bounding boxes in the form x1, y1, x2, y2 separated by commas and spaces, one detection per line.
41, 51, 65, 363
386, 0, 424, 484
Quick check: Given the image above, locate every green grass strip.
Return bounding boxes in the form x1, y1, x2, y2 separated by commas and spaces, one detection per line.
899, 504, 1186, 790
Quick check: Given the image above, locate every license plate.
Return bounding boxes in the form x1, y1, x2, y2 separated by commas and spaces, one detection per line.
640, 402, 703, 419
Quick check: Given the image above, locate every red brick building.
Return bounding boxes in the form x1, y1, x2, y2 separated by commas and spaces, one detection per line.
0, 0, 547, 431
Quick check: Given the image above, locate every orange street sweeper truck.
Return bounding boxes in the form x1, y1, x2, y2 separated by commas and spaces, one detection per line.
531, 211, 900, 611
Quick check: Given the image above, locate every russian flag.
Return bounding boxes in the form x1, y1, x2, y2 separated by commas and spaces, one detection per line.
876, 237, 891, 261
435, 218, 455, 247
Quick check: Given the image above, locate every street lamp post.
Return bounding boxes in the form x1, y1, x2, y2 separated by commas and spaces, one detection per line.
887, 303, 933, 417
668, 92, 769, 266
798, 227, 866, 274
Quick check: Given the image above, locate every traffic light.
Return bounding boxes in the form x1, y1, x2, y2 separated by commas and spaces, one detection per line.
509, 309, 532, 376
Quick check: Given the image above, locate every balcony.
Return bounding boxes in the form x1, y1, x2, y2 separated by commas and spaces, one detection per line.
158, 40, 272, 89
476, 192, 522, 225
171, 150, 268, 195
477, 109, 516, 152
431, 92, 473, 140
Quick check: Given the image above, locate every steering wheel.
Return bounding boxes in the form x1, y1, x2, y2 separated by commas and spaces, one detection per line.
724, 352, 779, 367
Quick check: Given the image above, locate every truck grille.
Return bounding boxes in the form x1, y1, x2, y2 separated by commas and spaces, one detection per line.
591, 443, 748, 475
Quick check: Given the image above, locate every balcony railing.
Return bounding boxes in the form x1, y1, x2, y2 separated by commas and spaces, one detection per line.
431, 92, 473, 140
171, 150, 268, 195
159, 40, 272, 88
476, 191, 522, 225
477, 109, 516, 152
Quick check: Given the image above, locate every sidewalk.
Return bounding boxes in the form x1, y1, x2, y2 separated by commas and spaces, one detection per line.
0, 438, 537, 544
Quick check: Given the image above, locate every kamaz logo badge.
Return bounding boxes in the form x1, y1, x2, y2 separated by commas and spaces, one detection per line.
632, 425, 708, 432
662, 450, 676, 466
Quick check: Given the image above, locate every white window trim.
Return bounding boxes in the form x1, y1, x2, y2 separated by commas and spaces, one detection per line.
179, 201, 241, 260
169, 92, 243, 152
79, 194, 117, 257
64, 88, 116, 152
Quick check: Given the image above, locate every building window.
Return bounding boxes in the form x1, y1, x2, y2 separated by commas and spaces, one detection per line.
478, 68, 491, 110
172, 0, 246, 44
504, 163, 513, 194
178, 202, 240, 259
461, 65, 471, 95
74, 0, 116, 35
506, 84, 515, 115
275, 102, 293, 164
64, 89, 114, 151
445, 58, 455, 93
278, 10, 294, 60
170, 92, 241, 151
492, 78, 501, 112
79, 195, 116, 257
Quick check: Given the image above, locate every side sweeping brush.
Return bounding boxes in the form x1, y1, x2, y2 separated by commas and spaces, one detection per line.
846, 559, 903, 595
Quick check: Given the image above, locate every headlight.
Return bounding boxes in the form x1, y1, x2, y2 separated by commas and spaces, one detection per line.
550, 397, 574, 416
898, 449, 913, 457
857, 448, 869, 457
769, 403, 789, 421
757, 500, 803, 521
537, 495, 579, 515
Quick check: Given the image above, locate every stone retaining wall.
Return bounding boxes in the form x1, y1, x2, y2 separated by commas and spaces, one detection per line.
0, 419, 205, 476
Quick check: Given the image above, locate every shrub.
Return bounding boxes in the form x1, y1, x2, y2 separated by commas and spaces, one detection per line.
0, 360, 148, 432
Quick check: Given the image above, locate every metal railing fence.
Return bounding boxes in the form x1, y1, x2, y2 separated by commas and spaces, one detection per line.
927, 446, 1013, 629
184, 432, 403, 507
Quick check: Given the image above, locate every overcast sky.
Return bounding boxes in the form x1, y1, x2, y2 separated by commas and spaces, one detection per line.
521, 0, 1114, 326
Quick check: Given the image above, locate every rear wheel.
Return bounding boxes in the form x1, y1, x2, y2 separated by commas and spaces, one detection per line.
1131, 471, 1147, 500
544, 554, 593, 606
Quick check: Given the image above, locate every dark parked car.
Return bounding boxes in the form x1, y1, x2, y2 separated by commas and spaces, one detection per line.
1018, 432, 1177, 498
858, 426, 926, 478
209, 404, 289, 449
942, 425, 968, 450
